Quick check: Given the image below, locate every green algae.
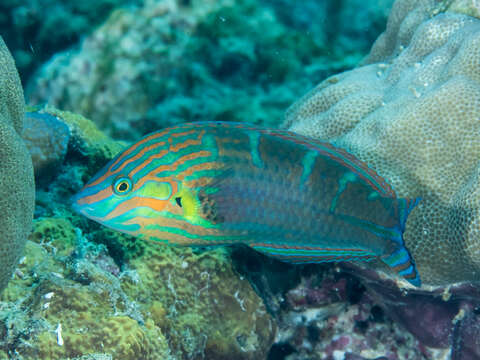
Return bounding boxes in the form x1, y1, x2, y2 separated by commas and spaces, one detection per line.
29, 217, 77, 257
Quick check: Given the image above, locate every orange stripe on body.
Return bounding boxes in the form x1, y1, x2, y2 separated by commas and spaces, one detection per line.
286, 254, 376, 262
103, 196, 172, 221
391, 260, 413, 273
84, 127, 201, 189
176, 161, 224, 181
271, 132, 396, 197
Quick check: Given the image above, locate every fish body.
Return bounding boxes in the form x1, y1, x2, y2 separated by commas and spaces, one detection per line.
72, 122, 421, 286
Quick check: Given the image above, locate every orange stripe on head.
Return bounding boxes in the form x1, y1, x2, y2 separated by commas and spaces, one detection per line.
133, 151, 212, 189
128, 131, 206, 179
128, 149, 169, 179
170, 129, 198, 138
84, 130, 175, 189
122, 216, 220, 244
109, 129, 174, 169
77, 187, 114, 205
103, 196, 171, 221
169, 130, 205, 152
115, 141, 166, 174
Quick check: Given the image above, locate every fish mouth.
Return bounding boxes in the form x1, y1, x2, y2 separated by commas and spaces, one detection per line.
70, 193, 90, 216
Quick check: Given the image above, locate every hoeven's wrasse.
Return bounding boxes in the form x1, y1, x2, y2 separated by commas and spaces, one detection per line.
72, 122, 421, 286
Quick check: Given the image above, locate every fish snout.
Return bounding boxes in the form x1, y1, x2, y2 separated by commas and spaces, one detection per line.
70, 191, 89, 216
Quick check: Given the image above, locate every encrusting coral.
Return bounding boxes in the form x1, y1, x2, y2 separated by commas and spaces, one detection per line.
0, 37, 35, 293
284, 0, 480, 287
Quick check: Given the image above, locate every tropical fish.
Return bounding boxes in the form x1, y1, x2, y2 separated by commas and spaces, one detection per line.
71, 122, 421, 286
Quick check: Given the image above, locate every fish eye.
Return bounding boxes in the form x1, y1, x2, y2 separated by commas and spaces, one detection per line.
113, 177, 132, 195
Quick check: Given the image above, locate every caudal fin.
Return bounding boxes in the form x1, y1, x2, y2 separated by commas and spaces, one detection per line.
382, 197, 422, 287
382, 244, 421, 287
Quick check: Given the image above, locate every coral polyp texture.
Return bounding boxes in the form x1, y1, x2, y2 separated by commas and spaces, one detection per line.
284, 0, 480, 286
0, 37, 35, 293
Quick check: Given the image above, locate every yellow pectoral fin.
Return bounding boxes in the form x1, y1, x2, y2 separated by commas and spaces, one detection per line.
175, 187, 219, 228
176, 187, 200, 219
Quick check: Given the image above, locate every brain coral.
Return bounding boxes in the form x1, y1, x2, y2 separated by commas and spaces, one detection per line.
0, 37, 35, 292
284, 0, 480, 286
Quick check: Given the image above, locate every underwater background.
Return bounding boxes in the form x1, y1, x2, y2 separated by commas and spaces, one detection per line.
1, 0, 480, 359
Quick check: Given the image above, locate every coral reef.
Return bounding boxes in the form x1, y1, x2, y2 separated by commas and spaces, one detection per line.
26, 0, 391, 141
41, 107, 125, 168
233, 249, 455, 359
284, 0, 480, 287
0, 37, 35, 293
276, 269, 445, 359
0, 109, 275, 359
9, 0, 480, 358
0, 0, 130, 83
341, 263, 480, 359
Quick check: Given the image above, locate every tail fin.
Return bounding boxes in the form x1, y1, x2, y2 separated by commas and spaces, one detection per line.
382, 244, 421, 287
382, 197, 422, 287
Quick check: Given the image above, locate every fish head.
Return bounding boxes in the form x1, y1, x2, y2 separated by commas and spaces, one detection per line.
71, 125, 223, 244
71, 160, 184, 238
